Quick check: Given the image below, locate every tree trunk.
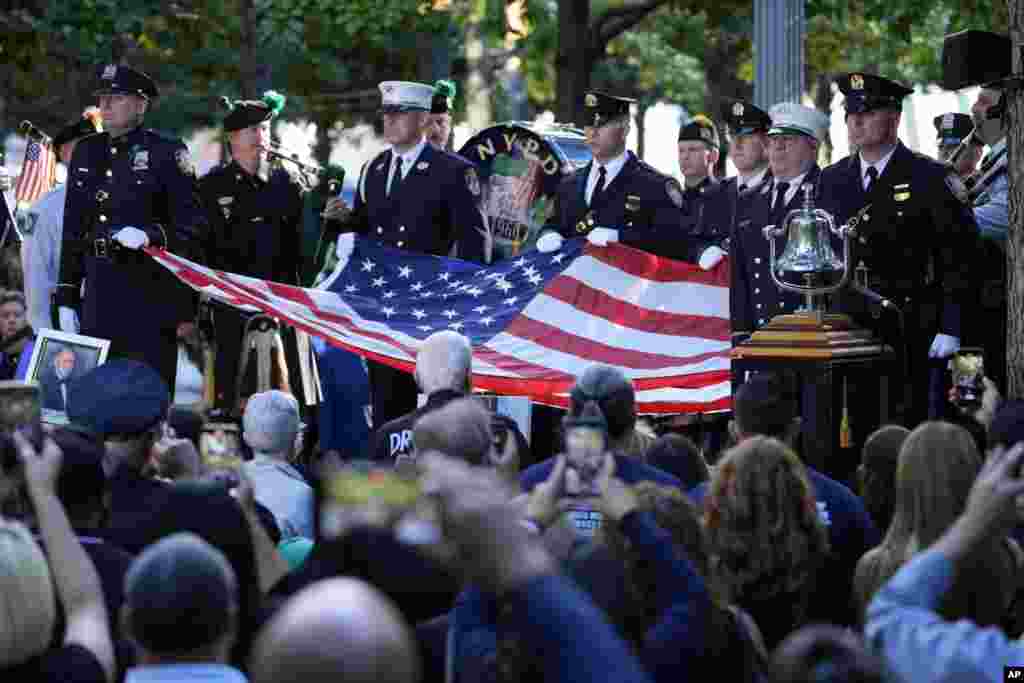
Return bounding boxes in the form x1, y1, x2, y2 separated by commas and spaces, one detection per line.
1008, 0, 1024, 398
238, 0, 271, 98
463, 10, 492, 133
557, 0, 591, 126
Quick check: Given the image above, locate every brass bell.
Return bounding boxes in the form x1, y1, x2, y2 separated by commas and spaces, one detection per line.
774, 184, 843, 285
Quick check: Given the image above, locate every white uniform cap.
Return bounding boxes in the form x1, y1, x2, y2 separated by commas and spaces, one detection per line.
378, 81, 435, 113
768, 102, 830, 143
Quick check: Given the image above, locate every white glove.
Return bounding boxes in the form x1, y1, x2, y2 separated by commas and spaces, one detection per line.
335, 232, 355, 260
58, 306, 80, 334
112, 226, 150, 250
536, 231, 564, 253
928, 333, 961, 359
698, 245, 727, 271
587, 227, 619, 247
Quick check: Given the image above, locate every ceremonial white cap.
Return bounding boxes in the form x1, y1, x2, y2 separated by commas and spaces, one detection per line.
768, 102, 829, 142
378, 81, 435, 113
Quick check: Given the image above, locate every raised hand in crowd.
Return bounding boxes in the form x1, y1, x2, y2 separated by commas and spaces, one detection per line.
593, 452, 639, 523
948, 375, 1002, 430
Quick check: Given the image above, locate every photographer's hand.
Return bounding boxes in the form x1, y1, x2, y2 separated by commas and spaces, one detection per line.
594, 453, 638, 523
524, 455, 569, 529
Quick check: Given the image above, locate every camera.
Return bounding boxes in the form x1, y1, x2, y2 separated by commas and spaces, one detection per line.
0, 381, 43, 470
950, 347, 985, 410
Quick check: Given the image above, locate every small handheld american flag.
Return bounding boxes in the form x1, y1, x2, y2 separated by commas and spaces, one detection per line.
14, 136, 57, 210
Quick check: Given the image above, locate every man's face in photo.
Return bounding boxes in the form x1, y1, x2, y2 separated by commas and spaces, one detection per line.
54, 350, 76, 380
0, 301, 26, 339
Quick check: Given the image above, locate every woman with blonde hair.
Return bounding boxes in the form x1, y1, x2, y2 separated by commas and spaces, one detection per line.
853, 421, 1021, 627
704, 436, 830, 650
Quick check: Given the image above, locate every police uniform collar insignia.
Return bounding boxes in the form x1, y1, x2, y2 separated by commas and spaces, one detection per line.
850, 73, 864, 90
176, 149, 195, 176
376, 161, 387, 172
133, 149, 150, 171
416, 161, 429, 170
218, 196, 234, 205
732, 102, 744, 116
102, 64, 117, 80
942, 113, 955, 130
585, 93, 598, 107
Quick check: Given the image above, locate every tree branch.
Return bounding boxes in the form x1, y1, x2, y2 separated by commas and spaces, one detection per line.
590, 0, 672, 51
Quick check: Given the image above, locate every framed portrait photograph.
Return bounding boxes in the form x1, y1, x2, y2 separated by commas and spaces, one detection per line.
24, 329, 111, 425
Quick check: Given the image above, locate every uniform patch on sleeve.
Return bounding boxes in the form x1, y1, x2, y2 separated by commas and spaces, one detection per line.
944, 172, 968, 204
465, 167, 481, 197
665, 178, 684, 208
176, 148, 196, 177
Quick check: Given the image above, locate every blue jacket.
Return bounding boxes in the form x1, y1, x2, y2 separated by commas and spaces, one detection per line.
521, 454, 683, 493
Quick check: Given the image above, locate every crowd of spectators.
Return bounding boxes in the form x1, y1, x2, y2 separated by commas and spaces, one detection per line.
3, 287, 1024, 683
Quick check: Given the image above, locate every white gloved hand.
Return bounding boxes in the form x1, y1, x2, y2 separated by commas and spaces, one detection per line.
58, 306, 80, 334
928, 333, 961, 359
112, 226, 150, 250
698, 245, 727, 271
334, 232, 355, 260
587, 227, 619, 247
536, 231, 564, 253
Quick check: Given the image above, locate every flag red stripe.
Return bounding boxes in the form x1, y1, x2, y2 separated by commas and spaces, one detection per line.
586, 242, 730, 286
502, 314, 730, 370
542, 275, 731, 341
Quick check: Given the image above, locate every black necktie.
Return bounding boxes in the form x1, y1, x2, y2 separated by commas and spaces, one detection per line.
591, 165, 607, 206
864, 166, 878, 192
773, 181, 790, 215
389, 156, 404, 197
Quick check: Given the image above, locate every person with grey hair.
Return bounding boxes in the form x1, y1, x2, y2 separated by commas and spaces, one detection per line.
369, 330, 472, 464
122, 532, 243, 682
250, 578, 419, 683
242, 390, 313, 540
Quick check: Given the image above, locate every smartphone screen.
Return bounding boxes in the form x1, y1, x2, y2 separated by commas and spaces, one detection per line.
951, 347, 985, 408
315, 460, 423, 542
0, 381, 43, 464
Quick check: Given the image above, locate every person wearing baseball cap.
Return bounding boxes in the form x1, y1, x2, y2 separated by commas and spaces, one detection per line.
55, 63, 209, 394
818, 71, 980, 429
321, 80, 488, 430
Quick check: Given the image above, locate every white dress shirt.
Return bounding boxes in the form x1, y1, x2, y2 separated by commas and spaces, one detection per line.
771, 170, 810, 210
386, 138, 428, 195
859, 144, 897, 190
585, 151, 629, 205
737, 166, 769, 193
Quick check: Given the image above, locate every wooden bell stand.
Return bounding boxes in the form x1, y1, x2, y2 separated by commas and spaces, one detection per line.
731, 296, 895, 485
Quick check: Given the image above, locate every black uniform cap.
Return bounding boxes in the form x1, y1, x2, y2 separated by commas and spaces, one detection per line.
836, 72, 913, 114
724, 100, 772, 136
582, 91, 634, 128
678, 114, 720, 150
93, 64, 159, 99
933, 112, 978, 148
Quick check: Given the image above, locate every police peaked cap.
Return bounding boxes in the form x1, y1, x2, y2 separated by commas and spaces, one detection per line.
678, 114, 720, 150
53, 108, 103, 148
724, 100, 772, 136
933, 112, 978, 147
582, 91, 634, 128
836, 72, 913, 114
93, 64, 159, 99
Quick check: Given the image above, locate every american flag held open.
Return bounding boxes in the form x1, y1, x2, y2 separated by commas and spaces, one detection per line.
149, 237, 732, 414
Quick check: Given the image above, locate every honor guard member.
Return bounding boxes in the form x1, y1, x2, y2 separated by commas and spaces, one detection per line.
21, 108, 103, 333
323, 80, 489, 429
199, 91, 305, 415
730, 102, 826, 345
535, 91, 724, 269
427, 79, 457, 151
818, 72, 978, 426
55, 65, 209, 392
934, 112, 983, 177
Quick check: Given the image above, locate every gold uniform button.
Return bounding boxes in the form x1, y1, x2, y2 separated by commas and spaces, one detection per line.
396, 241, 405, 248
754, 257, 761, 264
756, 303, 762, 309
110, 147, 118, 154
754, 273, 760, 279
376, 227, 383, 234
99, 214, 108, 223
754, 288, 760, 294
399, 226, 406, 232
105, 170, 113, 177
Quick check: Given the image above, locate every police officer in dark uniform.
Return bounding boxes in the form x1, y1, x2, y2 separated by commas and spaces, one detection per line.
714, 100, 774, 249
55, 65, 208, 392
534, 91, 723, 268
322, 80, 489, 429
198, 91, 305, 415
818, 72, 978, 426
731, 102, 828, 344
933, 112, 983, 177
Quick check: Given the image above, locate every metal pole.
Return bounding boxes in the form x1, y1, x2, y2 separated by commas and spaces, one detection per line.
755, 0, 805, 108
